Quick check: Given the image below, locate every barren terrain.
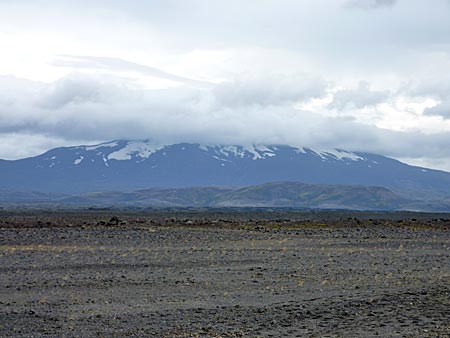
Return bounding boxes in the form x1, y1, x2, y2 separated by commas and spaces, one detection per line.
1, 211, 449, 337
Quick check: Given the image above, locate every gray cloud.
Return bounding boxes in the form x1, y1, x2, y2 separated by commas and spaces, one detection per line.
0, 1, 450, 171
402, 76, 450, 119
2, 0, 449, 57
214, 74, 328, 107
424, 100, 450, 119
0, 73, 326, 141
344, 0, 397, 9
39, 74, 105, 109
328, 82, 390, 110
1, 73, 450, 169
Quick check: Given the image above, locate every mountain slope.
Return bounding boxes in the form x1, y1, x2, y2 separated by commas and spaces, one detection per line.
215, 182, 406, 210
13, 182, 445, 212
0, 140, 449, 200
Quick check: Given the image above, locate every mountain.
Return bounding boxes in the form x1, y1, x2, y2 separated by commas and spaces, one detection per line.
3, 182, 449, 212
1, 140, 450, 201
58, 182, 408, 210
0, 189, 67, 204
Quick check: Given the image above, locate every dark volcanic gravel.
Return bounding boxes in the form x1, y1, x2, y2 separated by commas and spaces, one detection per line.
0, 212, 449, 337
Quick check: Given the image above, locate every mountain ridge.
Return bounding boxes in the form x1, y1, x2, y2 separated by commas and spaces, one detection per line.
1, 181, 449, 212
1, 140, 450, 203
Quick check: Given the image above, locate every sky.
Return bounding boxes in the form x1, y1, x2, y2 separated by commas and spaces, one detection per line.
1, 0, 450, 171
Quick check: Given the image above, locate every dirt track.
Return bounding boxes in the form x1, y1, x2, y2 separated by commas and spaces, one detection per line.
1, 213, 449, 337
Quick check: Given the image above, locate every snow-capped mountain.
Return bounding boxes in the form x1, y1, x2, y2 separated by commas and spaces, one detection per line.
1, 140, 450, 198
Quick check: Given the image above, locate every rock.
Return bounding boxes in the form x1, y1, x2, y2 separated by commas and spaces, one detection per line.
108, 216, 120, 225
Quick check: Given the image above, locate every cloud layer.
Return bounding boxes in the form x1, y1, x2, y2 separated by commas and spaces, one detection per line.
344, 0, 398, 9
0, 0, 450, 171
1, 69, 450, 169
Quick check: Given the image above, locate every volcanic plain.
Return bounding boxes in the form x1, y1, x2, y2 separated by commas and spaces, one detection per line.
1, 210, 449, 337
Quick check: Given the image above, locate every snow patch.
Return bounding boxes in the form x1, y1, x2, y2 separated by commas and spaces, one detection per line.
248, 145, 277, 160
74, 156, 84, 165
209, 145, 277, 160
241, 145, 274, 160
294, 147, 307, 154
219, 146, 246, 158
108, 142, 166, 161
311, 149, 364, 161
212, 155, 230, 162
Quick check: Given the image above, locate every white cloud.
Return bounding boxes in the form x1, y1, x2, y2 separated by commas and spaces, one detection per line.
1, 71, 450, 171
0, 1, 450, 171
53, 55, 212, 88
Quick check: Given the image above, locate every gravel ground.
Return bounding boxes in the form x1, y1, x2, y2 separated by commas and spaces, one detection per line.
0, 212, 449, 337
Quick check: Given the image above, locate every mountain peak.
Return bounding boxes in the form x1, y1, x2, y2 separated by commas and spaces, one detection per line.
60, 140, 369, 166
1, 140, 449, 202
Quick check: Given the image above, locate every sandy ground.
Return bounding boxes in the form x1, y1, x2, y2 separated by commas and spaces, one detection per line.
0, 212, 449, 337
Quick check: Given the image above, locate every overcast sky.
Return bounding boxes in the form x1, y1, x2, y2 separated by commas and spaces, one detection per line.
1, 0, 450, 170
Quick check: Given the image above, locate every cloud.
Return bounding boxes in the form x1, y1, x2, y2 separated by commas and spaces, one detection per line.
0, 133, 76, 160
39, 74, 106, 109
344, 0, 397, 9
328, 82, 390, 110
214, 74, 327, 107
423, 100, 450, 119
0, 73, 327, 142
1, 73, 450, 171
1, 1, 450, 171
403, 76, 450, 119
53, 55, 212, 88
